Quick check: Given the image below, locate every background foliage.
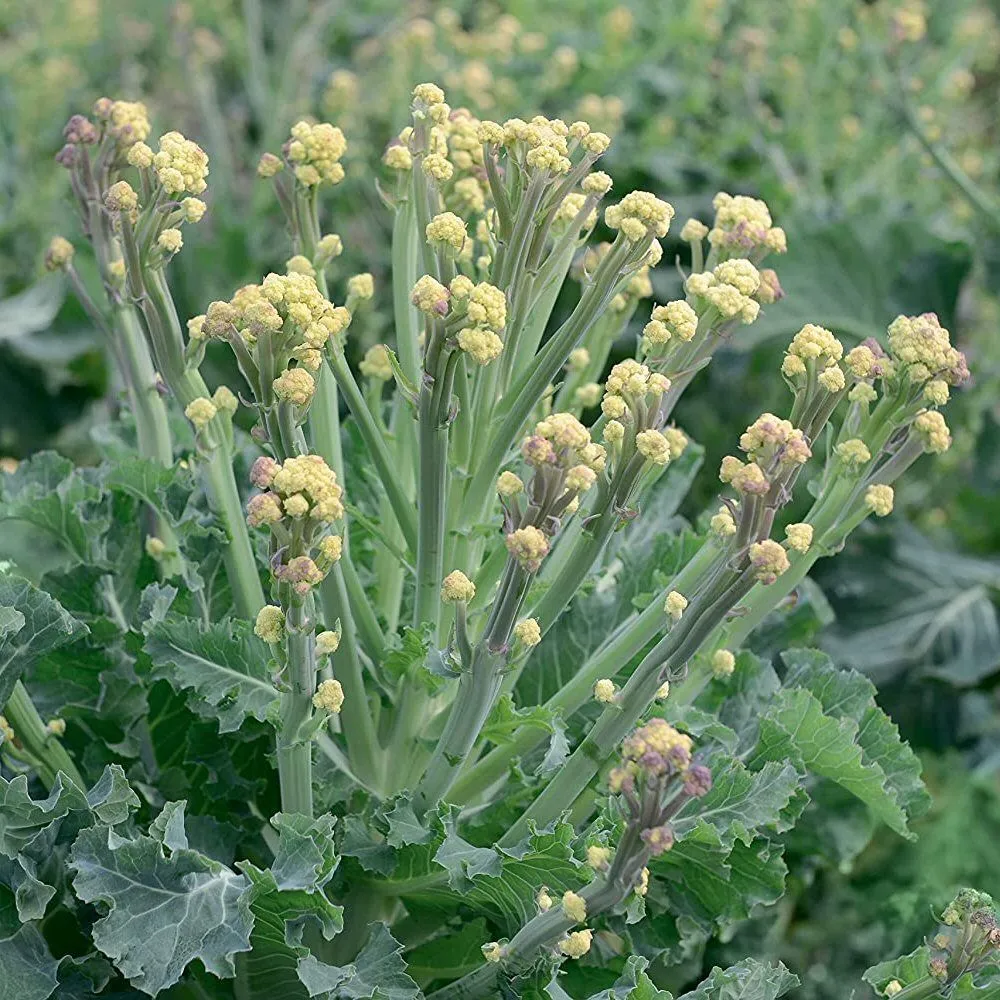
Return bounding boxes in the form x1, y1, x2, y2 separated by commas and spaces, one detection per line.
1, 0, 999, 996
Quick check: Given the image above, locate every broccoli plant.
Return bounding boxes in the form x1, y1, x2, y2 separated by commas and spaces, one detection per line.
0, 82, 971, 999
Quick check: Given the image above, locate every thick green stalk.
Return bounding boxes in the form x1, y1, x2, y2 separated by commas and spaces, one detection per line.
3, 681, 84, 789
460, 239, 632, 526
497, 566, 753, 848
448, 539, 718, 804
412, 646, 505, 810
326, 563, 382, 786
276, 601, 316, 816
327, 348, 418, 552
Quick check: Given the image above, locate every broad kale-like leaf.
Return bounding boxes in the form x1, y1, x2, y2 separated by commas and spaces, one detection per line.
0, 574, 87, 707
235, 813, 343, 1000
69, 804, 254, 996
0, 765, 139, 922
405, 918, 493, 987
296, 923, 420, 1000
0, 921, 59, 1000
579, 955, 673, 999
677, 957, 799, 999
780, 649, 930, 822
142, 613, 279, 733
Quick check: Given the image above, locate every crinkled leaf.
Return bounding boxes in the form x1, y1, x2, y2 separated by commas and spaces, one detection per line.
677, 958, 798, 1000
270, 813, 339, 891
236, 860, 344, 1000
580, 954, 673, 1000
340, 815, 397, 876
751, 686, 913, 838
0, 766, 139, 922
0, 574, 87, 706
384, 797, 434, 849
950, 972, 1000, 999
404, 918, 491, 986
673, 760, 800, 849
536, 717, 570, 778
862, 945, 931, 993
0, 921, 59, 1000
482, 695, 557, 746
143, 614, 279, 733
69, 813, 253, 996
781, 649, 930, 821
296, 923, 419, 1000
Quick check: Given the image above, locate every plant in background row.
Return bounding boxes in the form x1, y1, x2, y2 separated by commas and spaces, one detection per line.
0, 80, 970, 999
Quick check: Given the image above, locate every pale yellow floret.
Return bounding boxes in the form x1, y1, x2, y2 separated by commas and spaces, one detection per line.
441, 570, 476, 603
313, 679, 344, 713
0, 716, 14, 743
561, 890, 587, 923
849, 383, 878, 404
44, 236, 74, 271
465, 282, 506, 330
422, 153, 454, 182
47, 718, 66, 737
254, 605, 286, 643
153, 131, 210, 195
836, 439, 872, 467
655, 681, 670, 700
496, 471, 524, 496
665, 590, 688, 620
680, 218, 709, 241
605, 191, 674, 240
604, 420, 625, 445
316, 630, 341, 656
649, 300, 698, 342
107, 100, 151, 144
155, 228, 183, 254
537, 888, 553, 912
923, 380, 949, 405
412, 275, 450, 315
513, 618, 542, 647
711, 506, 737, 538
594, 678, 617, 703
257, 153, 284, 178
505, 526, 550, 572
457, 328, 504, 365
785, 523, 813, 553
272, 454, 344, 521
818, 365, 846, 392
127, 142, 154, 169
568, 347, 591, 372
348, 273, 374, 300
558, 930, 593, 959
286, 254, 316, 277
712, 649, 736, 678
181, 197, 206, 223
316, 234, 344, 262
913, 410, 951, 453
574, 382, 602, 408
273, 368, 316, 406
360, 345, 393, 381
426, 212, 468, 253
636, 429, 671, 465
713, 258, 760, 296
482, 942, 503, 964
582, 171, 613, 195
185, 397, 217, 428
586, 845, 612, 869
145, 536, 167, 560
317, 536, 342, 566
212, 385, 238, 415
885, 982, 903, 998
286, 120, 347, 187
383, 144, 413, 171
749, 539, 790, 584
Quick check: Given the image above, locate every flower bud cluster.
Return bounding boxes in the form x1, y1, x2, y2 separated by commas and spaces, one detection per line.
685, 259, 762, 325
283, 120, 347, 187
705, 192, 787, 259
246, 454, 345, 597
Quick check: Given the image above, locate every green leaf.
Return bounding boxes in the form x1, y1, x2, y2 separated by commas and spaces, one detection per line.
673, 760, 801, 849
0, 921, 59, 1000
270, 813, 339, 891
236, 860, 344, 1000
404, 918, 492, 986
0, 574, 87, 707
296, 923, 420, 1000
482, 695, 557, 746
69, 814, 253, 996
581, 955, 674, 1000
143, 614, 279, 734
0, 765, 139, 922
751, 687, 914, 838
0, 453, 107, 568
383, 797, 434, 849
781, 649, 930, 821
950, 972, 1000, 999
676, 958, 799, 1000
862, 945, 931, 993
